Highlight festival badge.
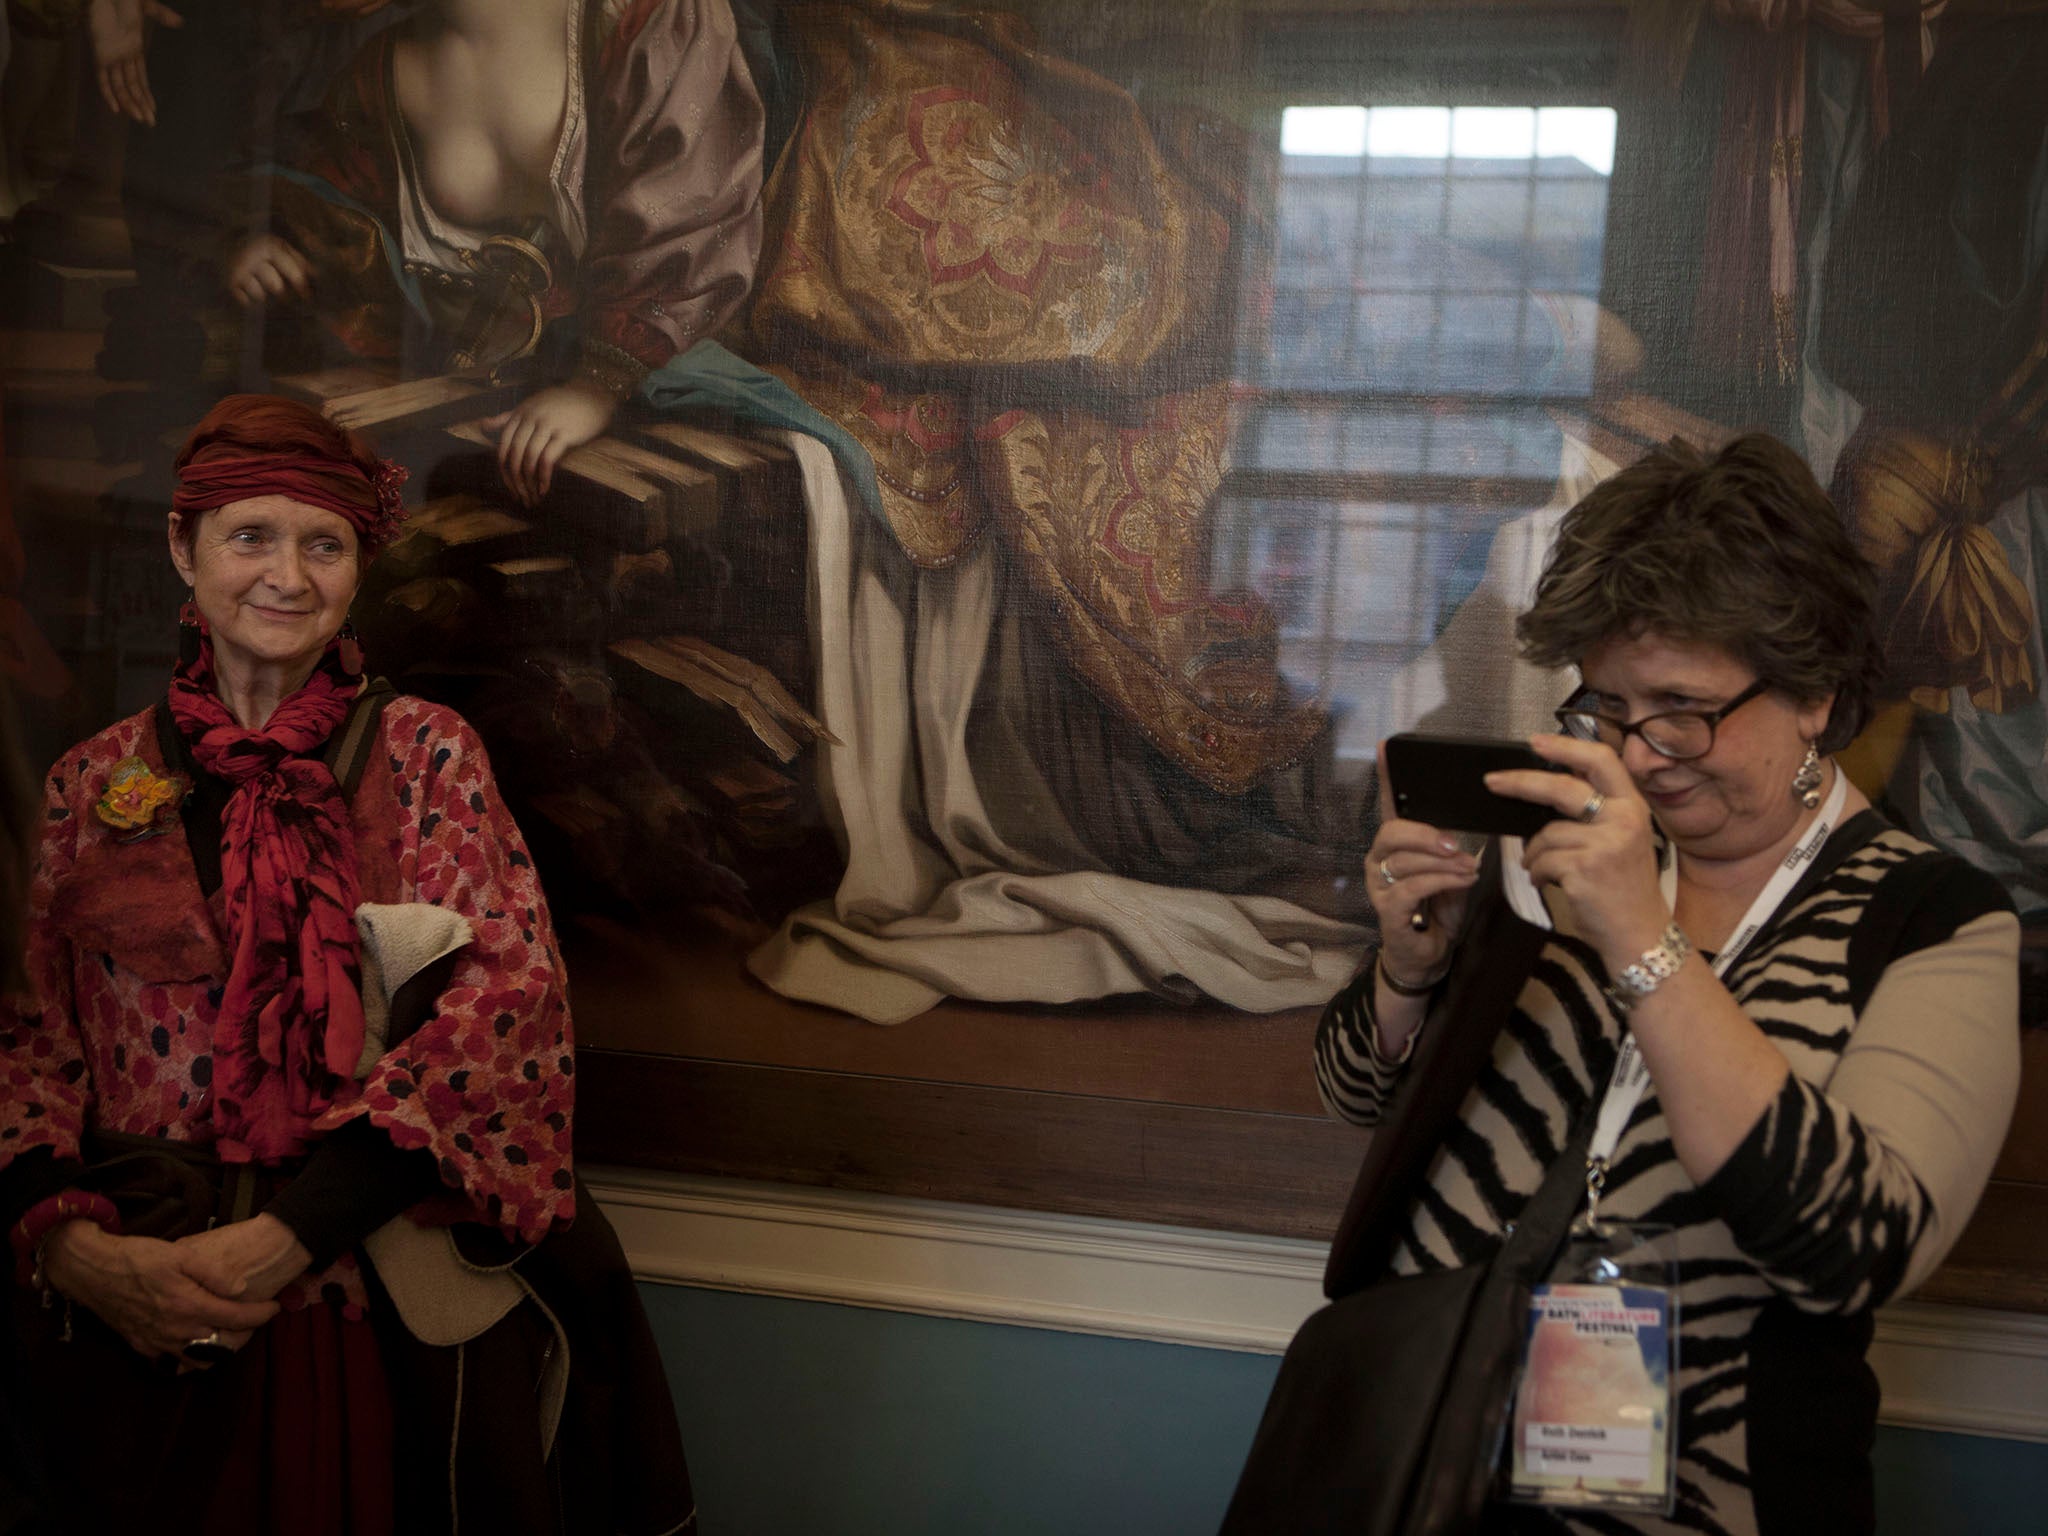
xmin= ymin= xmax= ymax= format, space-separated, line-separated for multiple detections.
xmin=1504 ymin=1239 xmax=1679 ymax=1516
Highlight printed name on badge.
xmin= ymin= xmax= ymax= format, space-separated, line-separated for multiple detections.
xmin=1506 ymin=1281 xmax=1677 ymax=1515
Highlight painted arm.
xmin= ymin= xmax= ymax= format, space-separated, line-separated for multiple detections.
xmin=489 ymin=0 xmax=768 ymax=504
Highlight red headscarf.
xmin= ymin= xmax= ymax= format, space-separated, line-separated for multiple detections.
xmin=173 ymin=394 xmax=408 ymax=550
xmin=168 ymin=394 xmax=408 ymax=1161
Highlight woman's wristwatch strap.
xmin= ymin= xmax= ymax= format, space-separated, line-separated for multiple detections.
xmin=1377 ymin=950 xmax=1451 ymax=998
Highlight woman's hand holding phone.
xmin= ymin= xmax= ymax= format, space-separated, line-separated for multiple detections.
xmin=1367 ymin=739 xmax=1481 ymax=1000
xmin=1483 ymin=733 xmax=1669 ymax=975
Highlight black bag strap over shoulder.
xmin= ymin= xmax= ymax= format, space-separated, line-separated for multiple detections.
xmin=1217 ymin=1106 xmax=1599 ymax=1536
xmin=1324 ymin=841 xmax=1550 ymax=1299
xmin=1401 ymin=1111 xmax=1599 ymax=1532
xmin=323 ymin=677 xmax=397 ymax=799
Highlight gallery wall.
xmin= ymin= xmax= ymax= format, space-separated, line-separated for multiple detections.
xmin=644 ymin=1283 xmax=2048 ymax=1535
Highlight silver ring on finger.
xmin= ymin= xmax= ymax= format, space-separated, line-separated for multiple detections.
xmin=1378 ymin=857 xmax=1398 ymax=888
xmin=1578 ymin=791 xmax=1605 ymax=824
xmin=183 ymin=1331 xmax=234 ymax=1365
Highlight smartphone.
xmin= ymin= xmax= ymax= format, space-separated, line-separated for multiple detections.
xmin=1381 ymin=732 xmax=1563 ymax=838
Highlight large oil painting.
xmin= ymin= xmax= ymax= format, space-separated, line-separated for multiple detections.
xmin=1 ymin=0 xmax=2041 ymax=1045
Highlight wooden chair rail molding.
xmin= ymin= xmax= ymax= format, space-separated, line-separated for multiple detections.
xmin=567 ymin=918 xmax=2048 ymax=1312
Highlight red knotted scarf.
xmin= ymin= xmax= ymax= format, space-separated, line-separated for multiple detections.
xmin=170 ymin=634 xmax=366 ymax=1162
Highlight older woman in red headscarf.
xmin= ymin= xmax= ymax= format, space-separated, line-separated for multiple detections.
xmin=0 ymin=396 xmax=691 ymax=1535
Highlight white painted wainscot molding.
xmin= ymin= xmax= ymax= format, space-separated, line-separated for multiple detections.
xmin=588 ymin=1168 xmax=2048 ymax=1445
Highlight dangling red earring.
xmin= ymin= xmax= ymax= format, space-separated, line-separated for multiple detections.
xmin=178 ymin=596 xmax=203 ymax=669
xmin=338 ymin=619 xmax=364 ymax=676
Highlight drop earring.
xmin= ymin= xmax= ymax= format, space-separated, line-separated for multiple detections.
xmin=338 ymin=618 xmax=364 ymax=676
xmin=1792 ymin=743 xmax=1824 ymax=810
xmin=178 ymin=593 xmax=202 ymax=668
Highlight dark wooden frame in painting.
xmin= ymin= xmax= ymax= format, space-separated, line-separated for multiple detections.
xmin=566 ymin=912 xmax=2048 ymax=1313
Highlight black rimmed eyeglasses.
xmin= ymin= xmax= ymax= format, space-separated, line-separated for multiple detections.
xmin=1553 ymin=678 xmax=1771 ymax=761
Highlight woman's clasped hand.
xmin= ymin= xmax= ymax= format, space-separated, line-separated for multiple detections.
xmin=39 ymin=1216 xmax=305 ymax=1365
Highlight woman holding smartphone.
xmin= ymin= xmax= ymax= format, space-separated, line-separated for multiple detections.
xmin=1312 ymin=433 xmax=2019 ymax=1535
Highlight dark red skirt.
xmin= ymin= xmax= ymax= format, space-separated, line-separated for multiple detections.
xmin=8 ymin=1298 xmax=394 ymax=1536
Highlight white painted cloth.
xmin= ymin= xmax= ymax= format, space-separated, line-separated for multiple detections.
xmin=747 ymin=433 xmax=1370 ymax=1025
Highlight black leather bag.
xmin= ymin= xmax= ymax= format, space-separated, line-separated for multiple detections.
xmin=1219 ymin=852 xmax=1585 ymax=1536
xmin=71 ymin=1129 xmax=263 ymax=1239
xmin=1217 ymin=1118 xmax=1594 ymax=1535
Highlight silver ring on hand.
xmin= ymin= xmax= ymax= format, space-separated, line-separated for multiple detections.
xmin=182 ymin=1331 xmax=233 ymax=1365
xmin=1578 ymin=791 xmax=1606 ymax=823
xmin=1378 ymin=857 xmax=1398 ymax=888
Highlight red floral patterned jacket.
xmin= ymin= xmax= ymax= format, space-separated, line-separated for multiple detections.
xmin=1 ymin=696 xmax=574 ymax=1311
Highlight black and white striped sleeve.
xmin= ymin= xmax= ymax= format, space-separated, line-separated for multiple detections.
xmin=1313 ymin=953 xmax=1422 ymax=1125
xmin=1700 ymin=905 xmax=2020 ymax=1314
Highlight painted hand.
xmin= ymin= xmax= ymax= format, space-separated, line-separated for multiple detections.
xmin=227 ymin=235 xmax=313 ymax=308
xmin=87 ymin=0 xmax=184 ymax=128
xmin=480 ymin=382 xmax=618 ymax=507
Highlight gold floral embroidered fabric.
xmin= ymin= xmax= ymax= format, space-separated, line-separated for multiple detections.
xmin=749 ymin=3 xmax=1230 ymax=374
xmin=979 ymin=388 xmax=1326 ymax=795
xmin=762 ymin=357 xmax=987 ymax=569
xmin=747 ymin=1 xmax=1319 ymax=791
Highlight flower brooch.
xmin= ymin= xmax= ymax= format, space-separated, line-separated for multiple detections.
xmin=94 ymin=757 xmax=188 ymax=840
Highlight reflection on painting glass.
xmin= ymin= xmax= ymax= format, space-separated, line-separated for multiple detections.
xmin=1224 ymin=103 xmax=1618 ymax=757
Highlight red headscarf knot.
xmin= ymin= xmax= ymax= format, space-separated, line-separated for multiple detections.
xmin=173 ymin=394 xmax=409 ymax=552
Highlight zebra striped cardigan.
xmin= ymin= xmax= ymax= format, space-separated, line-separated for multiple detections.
xmin=1313 ymin=813 xmax=2020 ymax=1536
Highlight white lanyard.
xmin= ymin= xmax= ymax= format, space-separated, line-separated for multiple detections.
xmin=1584 ymin=766 xmax=1850 ymax=1179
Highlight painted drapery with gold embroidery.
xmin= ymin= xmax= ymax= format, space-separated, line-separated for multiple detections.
xmin=1693 ymin=0 xmax=1945 ymax=387
xmin=1814 ymin=15 xmax=2045 ymax=718
xmin=1805 ymin=12 xmax=2048 ymax=917
xmin=744 ymin=0 xmax=1323 ymax=795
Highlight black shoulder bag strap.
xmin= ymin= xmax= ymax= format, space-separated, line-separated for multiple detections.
xmin=1402 ymin=1110 xmax=1600 ymax=1530
xmin=1323 ymin=839 xmax=1550 ymax=1300
xmin=323 ymin=677 xmax=397 ymax=799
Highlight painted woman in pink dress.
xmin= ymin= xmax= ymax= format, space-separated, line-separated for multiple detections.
xmin=227 ymin=0 xmax=766 ymax=507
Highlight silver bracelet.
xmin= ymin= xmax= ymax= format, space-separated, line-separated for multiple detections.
xmin=1604 ymin=923 xmax=1691 ymax=1014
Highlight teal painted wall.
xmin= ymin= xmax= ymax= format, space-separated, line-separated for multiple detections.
xmin=1872 ymin=1424 xmax=2048 ymax=1536
xmin=642 ymin=1283 xmax=2048 ymax=1536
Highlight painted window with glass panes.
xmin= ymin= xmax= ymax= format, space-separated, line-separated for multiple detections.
xmin=1220 ymin=104 xmax=1617 ymax=759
